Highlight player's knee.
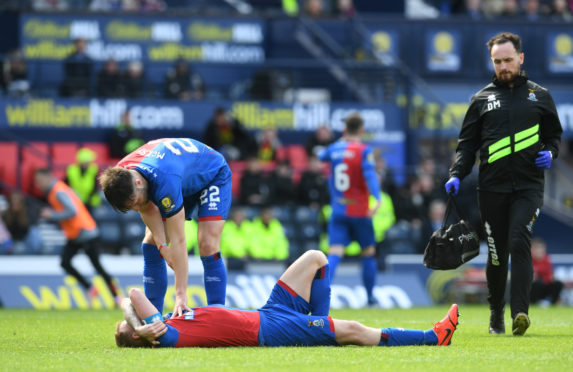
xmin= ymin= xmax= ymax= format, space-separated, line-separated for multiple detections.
xmin=361 ymin=246 xmax=376 ymax=257
xmin=302 ymin=250 xmax=327 ymax=267
xmin=198 ymin=238 xmax=219 ymax=256
xmin=345 ymin=321 xmax=364 ymax=343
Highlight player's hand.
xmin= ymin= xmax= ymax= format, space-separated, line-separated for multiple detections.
xmin=535 ymin=151 xmax=552 ymax=169
xmin=367 ymin=199 xmax=382 ymax=218
xmin=173 ymin=296 xmax=190 ymax=317
xmin=135 ymin=321 xmax=167 ymax=345
xmin=444 ymin=177 xmax=460 ymax=196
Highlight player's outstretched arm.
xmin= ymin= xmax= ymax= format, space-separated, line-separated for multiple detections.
xmin=123 ymin=289 xmax=168 ymax=344
xmin=163 ymin=209 xmax=190 ymax=317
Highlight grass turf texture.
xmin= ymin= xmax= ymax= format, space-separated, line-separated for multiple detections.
xmin=1 ymin=305 xmax=572 ymax=371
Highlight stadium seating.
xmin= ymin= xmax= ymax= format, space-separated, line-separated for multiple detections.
xmin=21 ymin=142 xmax=50 ymax=195
xmin=0 ymin=142 xmax=18 ymax=189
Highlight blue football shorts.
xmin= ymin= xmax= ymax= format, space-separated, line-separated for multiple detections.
xmin=183 ymin=170 xmax=232 ymax=221
xmin=328 ymin=214 xmax=375 ymax=248
xmin=257 ymin=280 xmax=337 ymax=347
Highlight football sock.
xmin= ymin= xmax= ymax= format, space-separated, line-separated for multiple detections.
xmin=361 ymin=256 xmax=377 ymax=302
xmin=379 ymin=328 xmax=437 ymax=346
xmin=142 ymin=243 xmax=167 ymax=313
xmin=201 ymin=252 xmax=227 ymax=305
xmin=327 ymin=254 xmax=342 ymax=281
xmin=310 ymin=264 xmax=331 ymax=316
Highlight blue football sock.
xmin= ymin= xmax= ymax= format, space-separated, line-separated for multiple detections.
xmin=379 ymin=328 xmax=428 ymax=346
xmin=310 ymin=264 xmax=331 ymax=316
xmin=361 ymin=256 xmax=377 ymax=302
xmin=142 ymin=243 xmax=167 ymax=313
xmin=327 ymin=254 xmax=342 ymax=281
xmin=424 ymin=329 xmax=438 ymax=345
xmin=200 ymin=252 xmax=227 ymax=305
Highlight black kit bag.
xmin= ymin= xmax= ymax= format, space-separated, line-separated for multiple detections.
xmin=423 ymin=195 xmax=480 ymax=270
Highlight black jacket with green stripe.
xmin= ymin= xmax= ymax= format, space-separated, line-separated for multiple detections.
xmin=450 ymin=71 xmax=563 ymax=193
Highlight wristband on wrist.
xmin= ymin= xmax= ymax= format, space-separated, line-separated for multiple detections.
xmin=142 ymin=312 xmax=164 ymax=324
xmin=158 ymin=242 xmax=168 ymax=251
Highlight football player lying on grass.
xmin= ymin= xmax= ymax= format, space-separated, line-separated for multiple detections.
xmin=115 ymin=250 xmax=459 ymax=348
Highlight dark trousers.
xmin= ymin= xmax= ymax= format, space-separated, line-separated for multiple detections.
xmin=478 ymin=189 xmax=543 ymax=318
xmin=60 ymin=237 xmax=117 ymax=296
xmin=530 ymin=280 xmax=564 ymax=304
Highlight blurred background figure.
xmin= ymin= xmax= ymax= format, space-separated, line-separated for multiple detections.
xmin=203 ymin=107 xmax=254 ymax=161
xmin=298 ymin=155 xmax=329 ymax=209
xmin=34 ymin=168 xmax=120 ymax=305
xmin=123 ymin=60 xmax=144 ymax=98
xmin=256 ymin=128 xmax=282 ymax=162
xmin=2 ymin=190 xmax=42 ymax=254
xmin=305 ymin=125 xmax=335 ymax=157
xmin=1 ymin=49 xmax=29 ymax=98
xmin=240 ymin=156 xmax=272 ymax=206
xmin=304 ymin=0 xmax=325 ymax=17
xmin=531 ymin=237 xmax=564 ymax=306
xmin=65 ymin=148 xmax=101 ymax=213
xmin=220 ymin=207 xmax=251 ymax=270
xmin=96 ymin=58 xmax=122 ymax=98
xmin=60 ymin=38 xmax=93 ymax=97
xmin=248 ymin=206 xmax=289 ymax=261
xmin=108 ymin=110 xmax=145 ymax=159
xmin=269 ymin=160 xmax=296 ymax=205
xmin=164 ymin=59 xmax=204 ymax=100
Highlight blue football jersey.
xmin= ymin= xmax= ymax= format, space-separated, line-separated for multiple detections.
xmin=319 ymin=140 xmax=380 ymax=217
xmin=118 ymin=138 xmax=231 ymax=218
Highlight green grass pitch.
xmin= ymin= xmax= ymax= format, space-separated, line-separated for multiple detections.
xmin=1 ymin=305 xmax=572 ymax=371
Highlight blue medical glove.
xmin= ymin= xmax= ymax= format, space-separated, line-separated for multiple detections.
xmin=445 ymin=177 xmax=460 ymax=196
xmin=535 ymin=151 xmax=552 ymax=169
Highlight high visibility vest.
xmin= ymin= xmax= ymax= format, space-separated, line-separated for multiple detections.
xmin=48 ymin=180 xmax=96 ymax=240
xmin=66 ymin=163 xmax=101 ymax=207
xmin=220 ymin=220 xmax=252 ymax=258
xmin=248 ymin=218 xmax=289 ymax=260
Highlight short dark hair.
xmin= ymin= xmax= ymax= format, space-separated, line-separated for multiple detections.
xmin=344 ymin=113 xmax=364 ymax=135
xmin=34 ymin=167 xmax=52 ymax=177
xmin=487 ymin=32 xmax=522 ymax=55
xmin=99 ymin=167 xmax=135 ymax=213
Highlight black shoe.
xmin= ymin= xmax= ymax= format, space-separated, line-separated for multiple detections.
xmin=512 ymin=313 xmax=530 ymax=336
xmin=489 ymin=308 xmax=505 ymax=334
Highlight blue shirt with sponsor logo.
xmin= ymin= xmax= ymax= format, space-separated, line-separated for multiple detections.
xmin=117 ymin=138 xmax=231 ymax=218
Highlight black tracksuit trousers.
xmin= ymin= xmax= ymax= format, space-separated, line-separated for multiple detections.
xmin=478 ymin=189 xmax=543 ymax=318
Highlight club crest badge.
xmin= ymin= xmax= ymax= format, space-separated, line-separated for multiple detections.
xmin=161 ymin=196 xmax=175 ymax=212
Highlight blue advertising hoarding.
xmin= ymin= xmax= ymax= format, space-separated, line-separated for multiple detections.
xmin=20 ymin=14 xmax=266 ymax=63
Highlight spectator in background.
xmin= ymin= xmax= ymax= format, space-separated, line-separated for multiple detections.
xmin=240 ymin=156 xmax=272 ymax=206
xmin=220 ymin=207 xmax=251 ymax=270
xmin=419 ymin=199 xmax=447 ymax=254
xmin=65 ymin=148 xmax=101 ymax=213
xmin=164 ymin=59 xmax=204 ymax=100
xmin=203 ymin=107 xmax=254 ymax=161
xmin=2 ymin=50 xmax=30 ymax=98
xmin=123 ymin=60 xmax=145 ymax=98
xmin=305 ymin=125 xmax=336 ymax=157
xmin=60 ymin=38 xmax=93 ymax=98
xmin=335 ymin=0 xmax=356 ymax=18
xmin=249 ymin=69 xmax=274 ymax=100
xmin=304 ymin=0 xmax=325 ymax=17
xmin=109 ymin=110 xmax=145 ymax=158
xmin=248 ymin=206 xmax=289 ymax=261
xmin=256 ymin=128 xmax=282 ymax=162
xmin=550 ymin=0 xmax=573 ymax=20
xmin=500 ymin=0 xmax=522 ymax=18
xmin=298 ymin=155 xmax=329 ymax=209
xmin=531 ymin=237 xmax=563 ymax=305
xmin=97 ymin=59 xmax=123 ymax=98
xmin=269 ymin=160 xmax=296 ymax=205
xmin=524 ymin=0 xmax=542 ymax=20
xmin=0 ymin=214 xmax=12 ymax=254
xmin=32 ymin=0 xmax=69 ymax=10
xmin=35 ymin=168 xmax=120 ymax=305
xmin=2 ymin=190 xmax=42 ymax=254
xmin=89 ymin=0 xmax=123 ymax=11
xmin=462 ymin=0 xmax=483 ymax=19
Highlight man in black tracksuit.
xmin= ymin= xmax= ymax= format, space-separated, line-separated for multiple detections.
xmin=445 ymin=32 xmax=562 ymax=336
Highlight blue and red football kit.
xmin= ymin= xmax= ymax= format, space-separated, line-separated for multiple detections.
xmin=318 ymin=140 xmax=381 ymax=248
xmin=117 ymin=138 xmax=231 ymax=309
xmin=117 ymin=138 xmax=232 ymax=221
xmin=158 ymin=268 xmax=337 ymax=348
